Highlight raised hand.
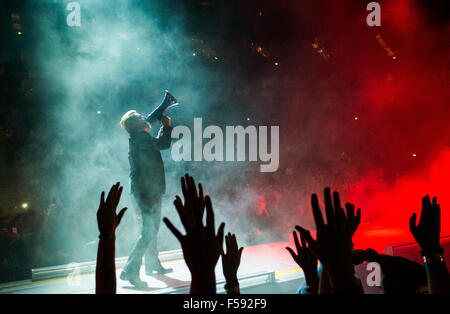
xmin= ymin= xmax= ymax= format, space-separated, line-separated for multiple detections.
xmin=163 ymin=174 xmax=225 ymax=294
xmin=409 ymin=195 xmax=441 ymax=254
xmin=286 ymin=227 xmax=319 ymax=294
xmin=308 ymin=188 xmax=361 ymax=292
xmin=97 ymin=182 xmax=128 ymax=237
xmin=221 ymin=233 xmax=243 ymax=293
xmin=410 ymin=195 xmax=449 ymax=294
xmin=96 ymin=182 xmax=127 ymax=294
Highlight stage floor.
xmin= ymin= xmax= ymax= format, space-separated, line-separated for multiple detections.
xmin=0 ymin=224 xmax=426 ymax=294
xmin=0 ymin=241 xmax=304 ymax=294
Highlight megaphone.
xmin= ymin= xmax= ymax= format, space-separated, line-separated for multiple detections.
xmin=146 ymin=90 xmax=179 ymax=125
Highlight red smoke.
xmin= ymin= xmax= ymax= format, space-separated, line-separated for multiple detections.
xmin=277 ymin=0 xmax=450 ymax=246
xmin=347 ymin=1 xmax=450 ymax=238
xmin=348 ymin=149 xmax=450 ymax=235
xmin=383 ymin=0 xmax=419 ymax=34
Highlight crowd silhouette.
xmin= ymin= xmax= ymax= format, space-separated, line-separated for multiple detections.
xmin=95 ymin=173 xmax=450 ymax=294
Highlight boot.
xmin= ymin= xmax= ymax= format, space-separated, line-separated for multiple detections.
xmin=120 ymin=270 xmax=148 ymax=288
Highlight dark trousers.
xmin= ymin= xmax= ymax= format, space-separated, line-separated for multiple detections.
xmin=123 ymin=191 xmax=162 ymax=276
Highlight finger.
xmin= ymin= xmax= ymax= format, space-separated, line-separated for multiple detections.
xmin=299 ymin=229 xmax=307 ymax=248
xmin=422 ymin=195 xmax=431 ymax=220
xmin=286 ymin=247 xmax=297 ymax=261
xmin=198 ymin=183 xmax=204 ymax=201
xmin=185 ymin=174 xmax=198 ymax=202
xmin=205 ymin=195 xmax=215 ymax=234
xmin=174 ymin=196 xmax=192 ymax=232
xmin=193 ymin=194 xmax=203 ymax=227
xmin=347 ymin=206 xmax=361 ymax=237
xmin=355 ymin=208 xmax=361 ymax=229
xmin=184 ymin=175 xmax=200 ymax=226
xmin=181 ymin=176 xmax=188 ymax=203
xmin=228 ymin=233 xmax=235 ymax=252
xmin=333 ymin=191 xmax=342 ymax=213
xmin=117 ymin=207 xmax=128 ymax=225
xmin=106 ymin=184 xmax=116 ymax=206
xmin=409 ymin=213 xmax=417 ymax=233
xmin=293 ymin=231 xmax=301 ymax=252
xmin=115 ymin=185 xmax=123 ymax=210
xmin=295 ymin=226 xmax=316 ymax=251
xmin=188 ymin=176 xmax=201 ymax=225
xmin=311 ymin=193 xmax=325 ymax=229
xmin=100 ymin=191 xmax=105 ymax=208
xmin=111 ymin=182 xmax=120 ymax=205
xmin=345 ymin=203 xmax=355 ymax=235
xmin=181 ymin=176 xmax=195 ymax=226
xmin=333 ymin=192 xmax=343 ymax=229
xmin=225 ymin=233 xmax=231 ymax=254
xmin=217 ymin=222 xmax=225 ymax=249
xmin=346 ymin=202 xmax=355 ymax=219
xmin=163 ymin=217 xmax=184 ymax=242
xmin=424 ymin=195 xmax=431 ymax=206
xmin=231 ymin=234 xmax=238 ymax=252
xmin=431 ymin=196 xmax=439 ymax=221
xmin=220 ymin=232 xmax=227 ymax=255
xmin=238 ymin=247 xmax=244 ymax=262
xmin=198 ymin=183 xmax=205 ymax=224
xmin=188 ymin=175 xmax=199 ymax=199
xmin=324 ymin=187 xmax=335 ymax=227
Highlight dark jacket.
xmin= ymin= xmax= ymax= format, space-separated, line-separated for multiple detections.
xmin=128 ymin=126 xmax=173 ymax=200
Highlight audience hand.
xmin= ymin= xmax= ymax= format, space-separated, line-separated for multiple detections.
xmin=96 ymin=182 xmax=127 ymax=294
xmin=221 ymin=233 xmax=243 ymax=286
xmin=286 ymin=227 xmax=318 ymax=294
xmin=410 ymin=195 xmax=449 ymax=294
xmin=163 ymin=174 xmax=225 ymax=293
xmin=409 ymin=195 xmax=441 ymax=254
xmin=97 ymin=182 xmax=127 ymax=237
xmin=306 ymin=188 xmax=361 ymax=292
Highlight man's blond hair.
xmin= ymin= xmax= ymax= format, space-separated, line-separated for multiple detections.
xmin=120 ymin=110 xmax=143 ymax=134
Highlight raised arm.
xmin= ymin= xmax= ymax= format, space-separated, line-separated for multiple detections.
xmin=410 ymin=195 xmax=450 ymax=294
xmin=286 ymin=227 xmax=319 ymax=294
xmin=301 ymin=188 xmax=362 ymax=294
xmin=95 ymin=182 xmax=127 ymax=294
xmin=221 ymin=233 xmax=244 ymax=294
xmin=163 ymin=174 xmax=225 ymax=294
xmin=155 ymin=116 xmax=173 ymax=150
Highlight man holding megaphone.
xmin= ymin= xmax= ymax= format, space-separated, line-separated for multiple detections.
xmin=119 ymin=91 xmax=178 ymax=287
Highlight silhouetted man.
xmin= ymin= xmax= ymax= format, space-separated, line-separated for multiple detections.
xmin=119 ymin=110 xmax=173 ymax=287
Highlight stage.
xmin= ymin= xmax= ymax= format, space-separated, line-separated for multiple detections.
xmin=0 ymin=241 xmax=305 ymax=294
xmin=1 ymin=224 xmax=447 ymax=294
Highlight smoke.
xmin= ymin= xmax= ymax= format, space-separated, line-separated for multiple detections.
xmin=25 ymin=0 xmax=289 ymax=263
xmin=274 ymin=0 xmax=450 ymax=239
xmin=15 ymin=0 xmax=449 ymax=267
xmin=347 ymin=149 xmax=450 ymax=232
xmin=26 ymin=0 xmax=221 ymax=260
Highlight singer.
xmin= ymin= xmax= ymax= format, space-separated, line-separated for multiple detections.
xmin=119 ymin=109 xmax=173 ymax=288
